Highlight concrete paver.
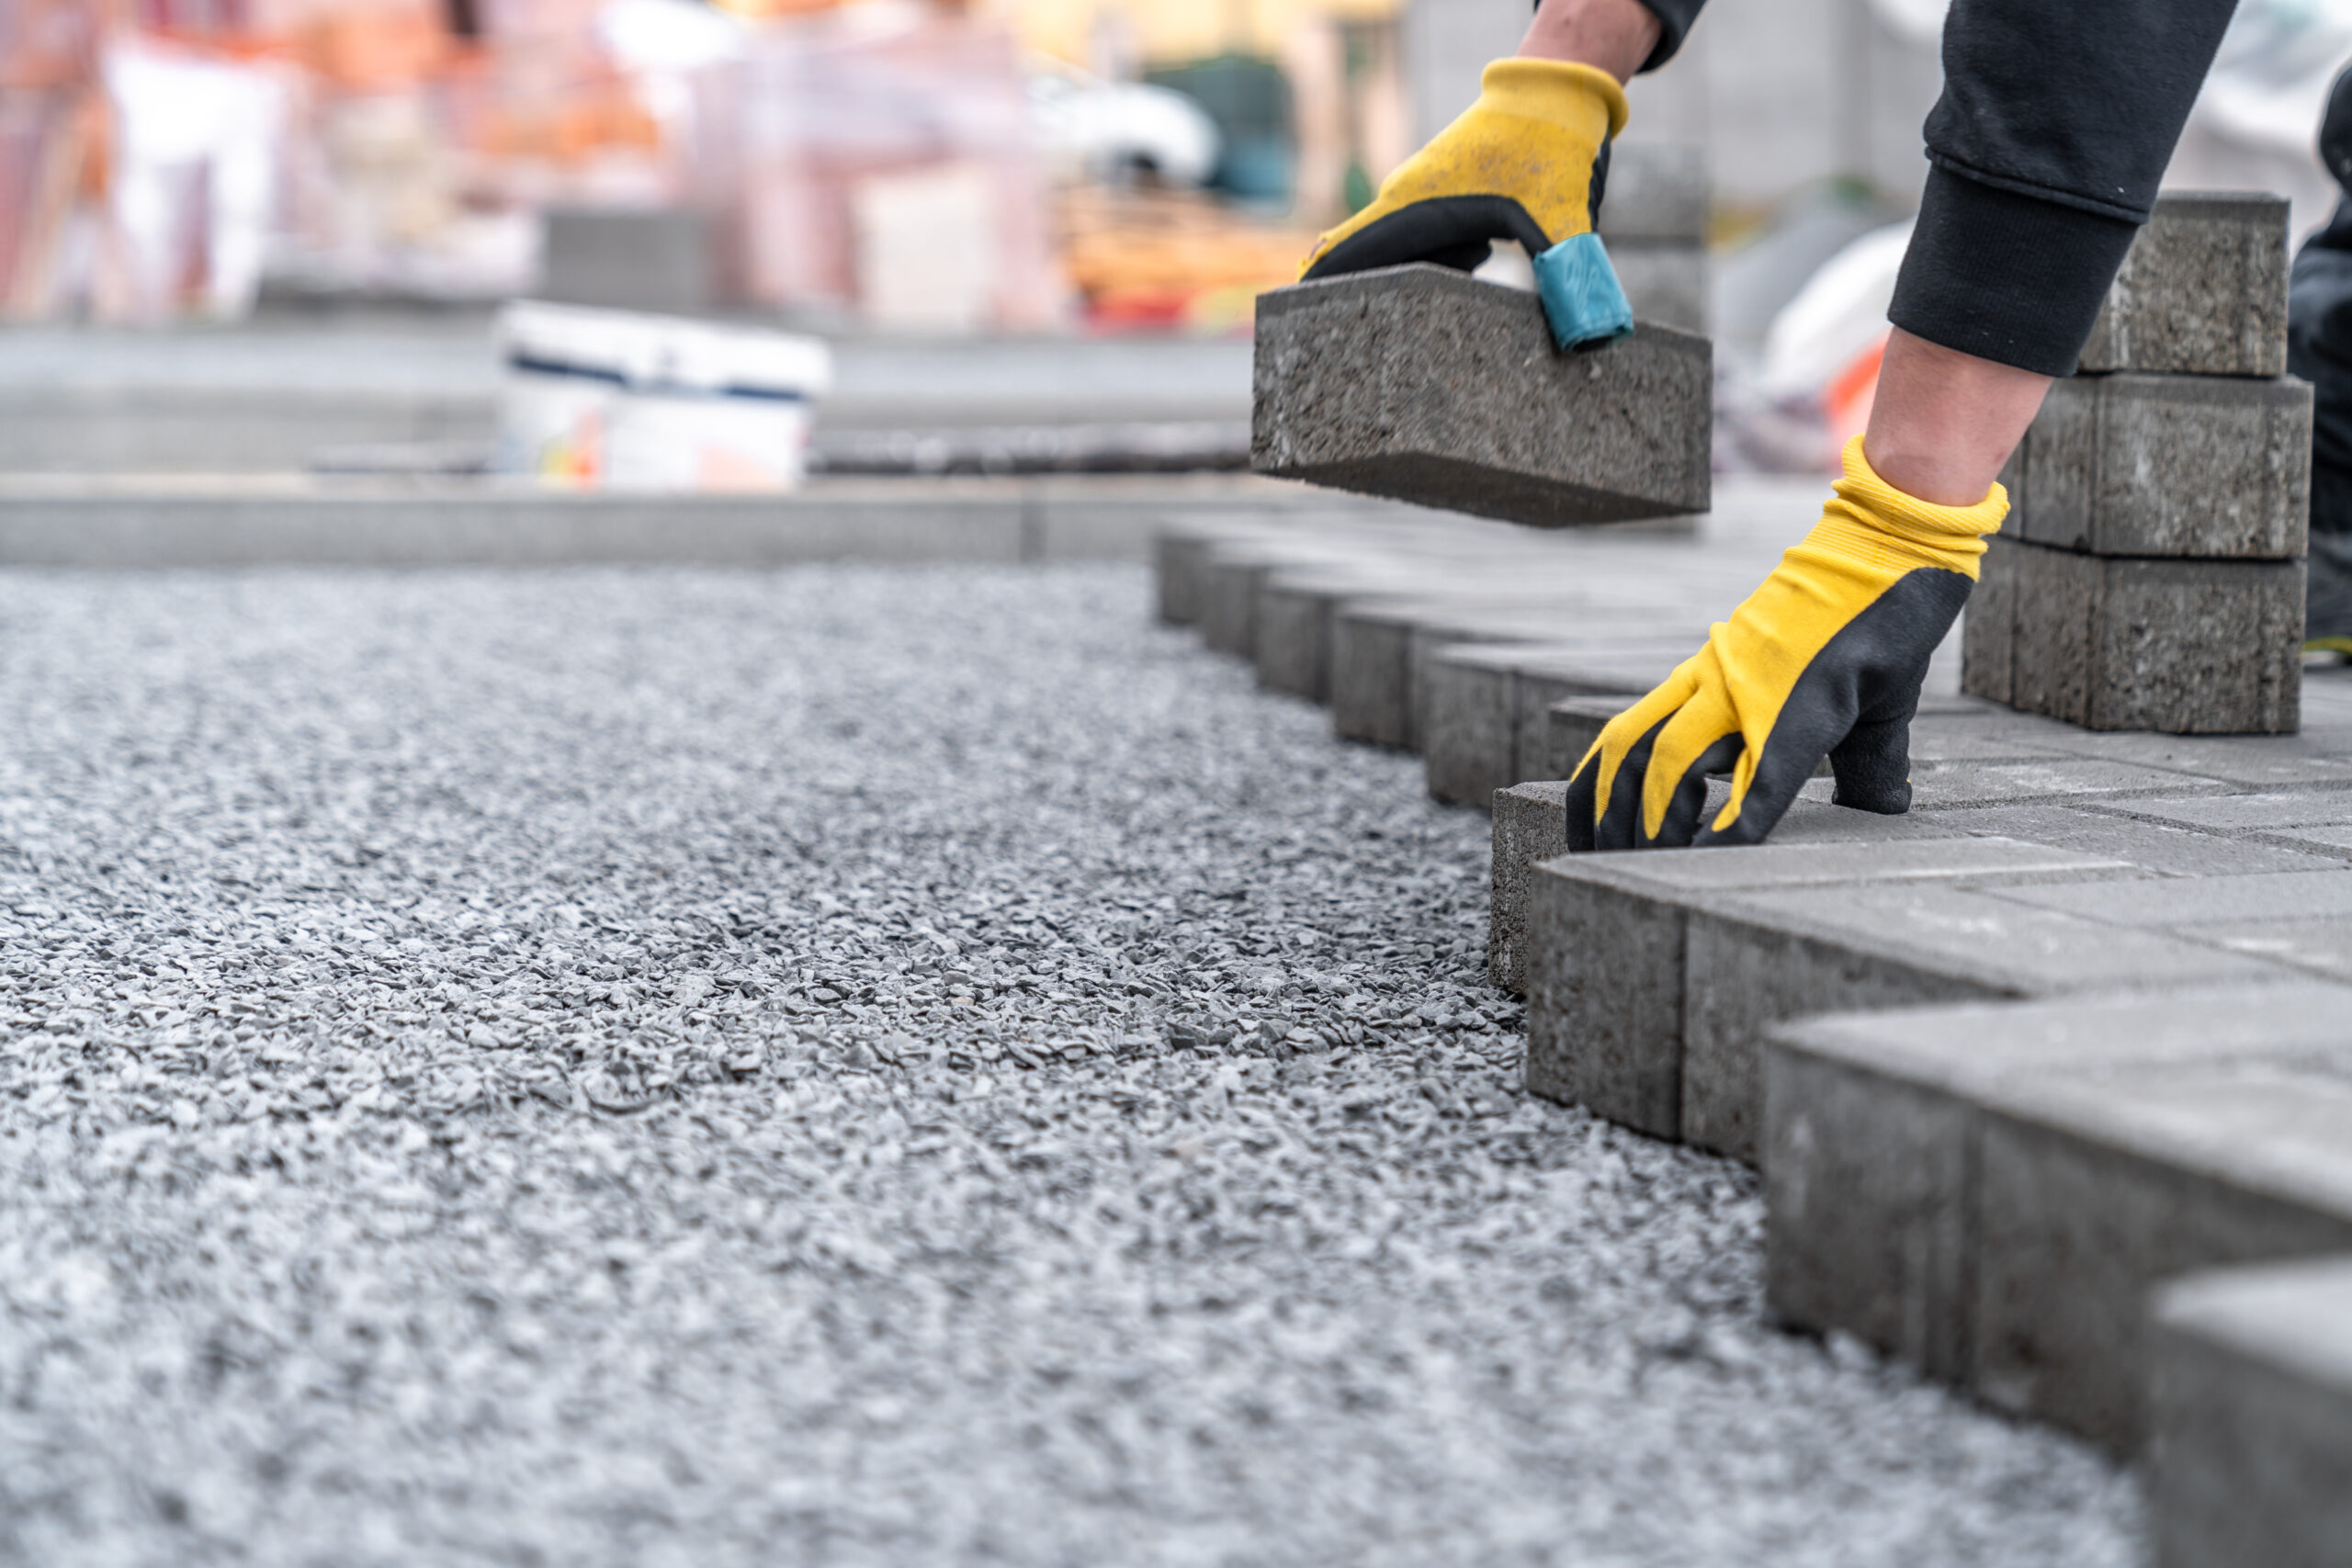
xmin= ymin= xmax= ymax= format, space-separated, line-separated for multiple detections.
xmin=1251 ymin=265 xmax=1712 ymax=525
xmin=2076 ymin=192 xmax=2290 ymax=378
xmin=1766 ymin=986 xmax=2352 ymax=1454
xmin=2153 ymin=1258 xmax=2352 ymax=1568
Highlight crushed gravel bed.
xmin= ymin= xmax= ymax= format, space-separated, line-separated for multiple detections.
xmin=0 ymin=563 xmax=2138 ymax=1566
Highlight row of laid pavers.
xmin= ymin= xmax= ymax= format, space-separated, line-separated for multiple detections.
xmin=1155 ymin=504 xmax=2352 ymax=1567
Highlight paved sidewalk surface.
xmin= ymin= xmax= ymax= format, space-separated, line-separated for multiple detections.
xmin=0 ymin=564 xmax=2135 ymax=1566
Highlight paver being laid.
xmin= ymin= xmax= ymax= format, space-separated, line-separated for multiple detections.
xmin=2152 ymin=1257 xmax=2352 ymax=1568
xmin=1765 ymin=984 xmax=2352 ymax=1455
xmin=1250 ymin=265 xmax=1713 ymax=525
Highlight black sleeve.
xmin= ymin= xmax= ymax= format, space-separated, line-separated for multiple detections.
xmin=1634 ymin=0 xmax=1706 ymax=73
xmin=1887 ymin=0 xmax=2242 ymax=377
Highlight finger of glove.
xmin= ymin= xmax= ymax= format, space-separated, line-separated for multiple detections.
xmin=1302 ymin=195 xmax=1552 ymax=280
xmin=1829 ymin=711 xmax=1916 ymax=815
xmin=1584 ymin=709 xmax=1672 ymax=852
xmin=1570 ymin=668 xmax=1702 ymax=852
xmin=1564 ymin=752 xmax=1601 ymax=853
xmin=1637 ymin=682 xmax=1747 ymax=846
xmin=1643 ymin=731 xmax=1745 ymax=848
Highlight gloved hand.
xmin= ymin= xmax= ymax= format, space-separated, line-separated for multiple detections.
xmin=1298 ymin=58 xmax=1634 ymax=351
xmin=1566 ymin=436 xmax=2008 ymax=850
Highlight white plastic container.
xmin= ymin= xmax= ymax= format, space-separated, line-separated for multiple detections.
xmin=495 ymin=301 xmax=832 ymax=491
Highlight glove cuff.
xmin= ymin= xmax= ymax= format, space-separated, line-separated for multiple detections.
xmin=1820 ymin=434 xmax=2009 ymax=577
xmin=1478 ymin=58 xmax=1630 ymax=142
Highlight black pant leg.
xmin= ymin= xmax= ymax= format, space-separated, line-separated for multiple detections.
xmin=1888 ymin=0 xmax=2242 ymax=376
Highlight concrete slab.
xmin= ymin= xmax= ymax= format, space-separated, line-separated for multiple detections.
xmin=1495 ymin=787 xmax=1962 ymax=998
xmin=1963 ymin=536 xmax=2303 ymax=734
xmin=2153 ymin=1257 xmax=2352 ymax=1568
xmin=1423 ymin=642 xmax=1689 ymax=806
xmin=1910 ymin=802 xmax=2350 ymax=877
xmin=1904 ymin=754 xmax=2230 ymax=808
xmin=1522 ymin=838 xmax=2141 ymax=1151
xmin=1764 ymin=982 xmax=2352 ymax=1453
xmin=1680 ymin=878 xmax=2282 ymax=1165
xmin=1491 ymin=781 xmax=1569 ymax=997
xmin=1984 ymin=868 xmax=2352 ymax=927
xmin=1251 ymin=265 xmax=1712 ymax=525
xmin=2174 ymin=914 xmax=2352 ymax=979
xmin=2008 ymin=374 xmax=2310 ymax=559
xmin=1254 ymin=568 xmax=1429 ymax=701
xmin=2077 ymin=192 xmax=2290 ymax=378
xmin=2080 ymin=790 xmax=2352 ymax=833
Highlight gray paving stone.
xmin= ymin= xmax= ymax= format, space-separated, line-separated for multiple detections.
xmin=2172 ymin=914 xmax=2352 ymax=978
xmin=1523 ymin=838 xmax=2137 ymax=1150
xmin=1155 ymin=514 xmax=1291 ymax=626
xmin=1764 ymin=982 xmax=2352 ymax=1452
xmin=2077 ymin=192 xmax=2290 ymax=378
xmin=2263 ymin=823 xmax=2352 ymax=855
xmin=1424 ymin=643 xmax=1692 ymax=805
xmin=1252 ymin=265 xmax=1713 ymax=525
xmin=1413 ymin=636 xmax=1678 ymax=772
xmin=1958 ymin=535 xmax=2017 ymax=706
xmin=1687 ymin=881 xmax=2278 ymax=1163
xmin=1201 ymin=553 xmax=1273 ymax=657
xmin=1904 ymin=753 xmax=2228 ymax=808
xmin=1501 ymin=792 xmax=1962 ymax=997
xmin=1330 ymin=600 xmax=1439 ymax=749
xmin=2018 ymin=725 xmax=2352 ymax=789
xmin=1490 ymin=781 xmax=1569 ymax=996
xmin=1544 ymin=694 xmax=1631 ymax=784
xmin=1911 ymin=802 xmax=2349 ymax=877
xmin=1424 ymin=645 xmax=1530 ymax=807
xmin=1253 ymin=569 xmax=1423 ymax=702
xmin=1986 ymin=867 xmax=2352 ymax=927
xmin=1156 ymin=530 xmax=1213 ymax=625
xmin=1202 ymin=538 xmax=1357 ymax=658
xmin=2153 ymin=1257 xmax=2352 ymax=1568
xmin=1964 ymin=536 xmax=2303 ymax=734
xmin=2007 ymin=373 xmax=2310 ymax=558
xmin=2083 ymin=789 xmax=2352 ymax=833
xmin=1253 ymin=574 xmax=1340 ymax=700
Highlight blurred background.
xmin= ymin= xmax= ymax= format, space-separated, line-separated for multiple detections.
xmin=4 ymin=0 xmax=2350 ymax=479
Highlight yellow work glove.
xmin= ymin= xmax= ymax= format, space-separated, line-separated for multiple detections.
xmin=1566 ymin=436 xmax=2008 ymax=850
xmin=1298 ymin=58 xmax=1634 ymax=350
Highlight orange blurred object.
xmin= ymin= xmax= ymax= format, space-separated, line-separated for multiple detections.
xmin=1824 ymin=332 xmax=1888 ymax=457
xmin=293 ymin=1 xmax=449 ymax=91
xmin=1060 ymin=185 xmax=1312 ymax=333
xmin=707 ymin=0 xmax=847 ymax=17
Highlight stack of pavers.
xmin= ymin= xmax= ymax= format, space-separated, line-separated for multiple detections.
xmin=1962 ymin=193 xmax=2310 ymax=733
xmin=1162 ymin=193 xmax=2352 ymax=1556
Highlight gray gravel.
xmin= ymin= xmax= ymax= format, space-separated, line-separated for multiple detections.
xmin=0 ymin=563 xmax=2138 ymax=1566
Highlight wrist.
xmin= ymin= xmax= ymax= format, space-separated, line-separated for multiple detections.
xmin=1478 ymin=58 xmax=1630 ymax=141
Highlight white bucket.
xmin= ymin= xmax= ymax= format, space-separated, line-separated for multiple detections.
xmin=495 ymin=300 xmax=831 ymax=491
